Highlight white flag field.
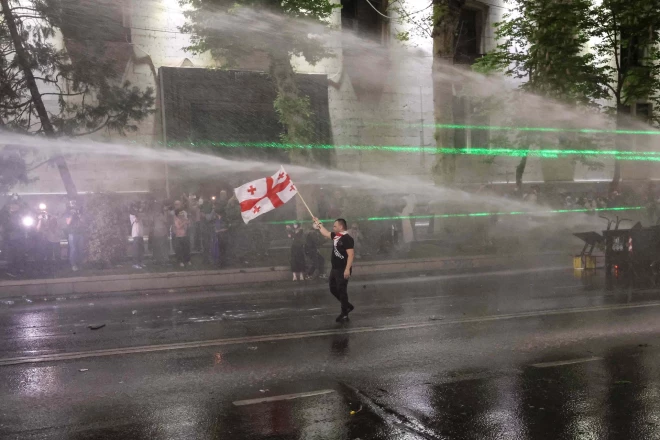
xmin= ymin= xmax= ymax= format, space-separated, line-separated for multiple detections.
xmin=233 ymin=166 xmax=299 ymax=224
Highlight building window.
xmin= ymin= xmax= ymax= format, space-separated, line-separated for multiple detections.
xmin=341 ymin=0 xmax=386 ymax=43
xmin=60 ymin=0 xmax=131 ymax=43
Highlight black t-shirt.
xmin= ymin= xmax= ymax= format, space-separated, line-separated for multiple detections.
xmin=330 ymin=232 xmax=354 ymax=271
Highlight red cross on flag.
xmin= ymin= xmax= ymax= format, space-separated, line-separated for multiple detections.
xmin=234 ymin=166 xmax=298 ymax=223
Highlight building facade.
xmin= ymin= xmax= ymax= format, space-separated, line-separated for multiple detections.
xmin=15 ymin=0 xmax=655 ymax=197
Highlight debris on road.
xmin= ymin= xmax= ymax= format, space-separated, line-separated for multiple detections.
xmin=350 ymin=405 xmax=363 ymax=415
xmin=88 ymin=324 xmax=106 ymax=330
xmin=79 ymin=369 xmax=88 ymax=372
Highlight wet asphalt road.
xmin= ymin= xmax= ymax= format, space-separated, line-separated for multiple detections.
xmin=2 ymin=265 xmax=660 ymax=439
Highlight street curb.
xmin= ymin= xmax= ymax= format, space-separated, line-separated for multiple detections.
xmin=0 ymin=252 xmax=568 ymax=298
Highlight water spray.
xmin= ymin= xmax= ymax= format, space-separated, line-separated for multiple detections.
xmin=156 ymin=140 xmax=660 ymax=162
xmin=365 ymin=123 xmax=660 ymax=136
xmin=265 ymin=206 xmax=644 ymax=225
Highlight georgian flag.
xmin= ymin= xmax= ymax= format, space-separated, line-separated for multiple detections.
xmin=234 ymin=166 xmax=298 ymax=224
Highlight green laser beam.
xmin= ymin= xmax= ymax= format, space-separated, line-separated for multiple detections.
xmin=368 ymin=122 xmax=660 ymax=136
xmin=154 ymin=140 xmax=660 ymax=162
xmin=265 ymin=206 xmax=643 ymax=225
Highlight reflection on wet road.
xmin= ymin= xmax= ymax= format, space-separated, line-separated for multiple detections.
xmin=2 ymin=266 xmax=660 ymax=439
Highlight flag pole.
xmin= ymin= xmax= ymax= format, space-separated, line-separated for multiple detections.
xmin=296 ymin=192 xmax=315 ymax=219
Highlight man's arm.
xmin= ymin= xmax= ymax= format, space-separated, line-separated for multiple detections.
xmin=312 ymin=217 xmax=332 ymax=239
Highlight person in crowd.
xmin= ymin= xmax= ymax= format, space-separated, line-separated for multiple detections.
xmin=523 ymin=185 xmax=539 ymax=204
xmin=2 ymin=198 xmax=27 ymax=275
xmin=65 ymin=199 xmax=83 ymax=272
xmin=173 ymin=209 xmax=191 ymax=267
xmin=199 ymin=196 xmax=215 ymax=263
xmin=36 ymin=204 xmax=60 ymax=267
xmin=150 ymin=204 xmax=171 ymax=265
xmin=188 ymin=194 xmax=201 ymax=252
xmin=287 ymin=222 xmax=306 ymax=281
xmin=210 ymin=207 xmax=228 ymax=267
xmin=347 ymin=222 xmax=362 ymax=259
xmin=608 ymin=190 xmax=622 ymax=208
xmin=217 ymin=190 xmax=229 ymax=208
xmin=130 ymin=202 xmax=146 ymax=269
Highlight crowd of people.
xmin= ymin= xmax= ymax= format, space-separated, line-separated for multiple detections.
xmin=498 ymin=183 xmax=652 ymax=214
xmin=124 ymin=191 xmax=239 ymax=270
xmin=0 ymin=190 xmax=241 ymax=277
xmin=2 ymin=180 xmax=656 ymax=278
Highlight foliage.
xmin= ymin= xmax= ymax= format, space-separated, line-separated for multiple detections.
xmin=471 ymin=0 xmax=660 ymax=185
xmin=179 ymin=0 xmax=337 ymax=68
xmin=273 ymin=89 xmax=313 ymax=144
xmin=82 ymin=193 xmax=127 ymax=266
xmin=388 ymin=0 xmax=434 ymax=43
xmin=0 ymin=0 xmax=155 ymax=136
xmin=179 ymin=0 xmax=339 ymax=158
xmin=0 ymin=146 xmax=31 ymax=195
xmin=475 ymin=0 xmax=605 ymax=104
xmin=589 ymin=0 xmax=660 ymax=121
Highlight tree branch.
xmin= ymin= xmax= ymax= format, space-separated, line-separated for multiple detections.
xmin=40 ymin=92 xmax=84 ymax=97
xmin=0 ymin=100 xmax=31 ymax=110
xmin=71 ymin=116 xmax=111 ymax=136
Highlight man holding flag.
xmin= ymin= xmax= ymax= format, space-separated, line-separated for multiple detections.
xmin=235 ymin=166 xmax=355 ymax=322
xmin=313 ymin=217 xmax=355 ymax=322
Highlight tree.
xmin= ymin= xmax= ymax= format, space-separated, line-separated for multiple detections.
xmin=590 ymin=0 xmax=660 ymax=191
xmin=476 ymin=0 xmax=660 ymax=190
xmin=474 ymin=0 xmax=606 ymax=189
xmin=430 ymin=0 xmax=465 ymax=185
xmin=388 ymin=0 xmax=468 ymax=184
xmin=0 ymin=0 xmax=155 ymax=197
xmin=179 ymin=0 xmax=338 ymax=164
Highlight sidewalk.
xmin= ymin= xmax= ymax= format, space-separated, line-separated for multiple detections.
xmin=0 ymin=252 xmax=570 ymax=298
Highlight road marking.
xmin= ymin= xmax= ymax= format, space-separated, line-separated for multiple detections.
xmin=531 ymin=356 xmax=603 ymax=368
xmin=233 ymin=389 xmax=335 ymax=406
xmin=2 ymin=300 xmax=660 ymax=367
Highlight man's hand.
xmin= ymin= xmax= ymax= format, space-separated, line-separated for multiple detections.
xmin=312 ymin=216 xmax=321 ymax=230
xmin=344 ymin=269 xmax=351 ymax=280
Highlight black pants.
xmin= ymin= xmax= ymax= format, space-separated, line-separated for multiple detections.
xmin=7 ymin=238 xmax=26 ymax=271
xmin=174 ymin=237 xmax=190 ymax=264
xmin=329 ymin=268 xmax=352 ymax=313
xmin=133 ymin=236 xmax=144 ymax=265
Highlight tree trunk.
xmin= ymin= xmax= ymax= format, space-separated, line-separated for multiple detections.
xmin=610 ymin=108 xmax=626 ymax=194
xmin=516 ymin=155 xmax=527 ymax=191
xmin=431 ymin=0 xmax=464 ymax=185
xmin=1 ymin=0 xmax=78 ymax=198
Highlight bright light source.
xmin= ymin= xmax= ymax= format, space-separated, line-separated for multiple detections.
xmin=22 ymin=216 xmax=35 ymax=227
xmin=39 ymin=203 xmax=47 ymax=211
xmin=211 ymin=196 xmax=216 ymax=200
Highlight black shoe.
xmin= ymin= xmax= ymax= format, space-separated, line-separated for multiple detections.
xmin=346 ymin=304 xmax=355 ymax=314
xmin=335 ymin=313 xmax=349 ymax=323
